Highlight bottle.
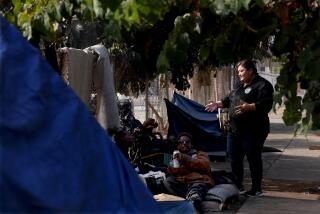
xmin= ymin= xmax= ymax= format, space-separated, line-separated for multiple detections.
xmin=172 ymin=150 xmax=180 ymax=168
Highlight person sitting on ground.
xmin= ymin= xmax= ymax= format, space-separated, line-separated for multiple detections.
xmin=134 ymin=118 xmax=159 ymax=144
xmin=163 ymin=132 xmax=214 ymax=211
xmin=133 ymin=118 xmax=164 ymax=156
xmin=113 ymin=128 xmax=135 ymax=159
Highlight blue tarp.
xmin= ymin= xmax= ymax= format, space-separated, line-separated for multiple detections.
xmin=158 ymin=200 xmax=195 ymax=214
xmin=0 ymin=17 xmax=160 ymax=213
xmin=172 ymin=92 xmax=218 ymax=122
xmin=165 ymin=93 xmax=226 ymax=152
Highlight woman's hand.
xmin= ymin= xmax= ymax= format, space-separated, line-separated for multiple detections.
xmin=205 ymin=101 xmax=222 ymax=112
xmin=234 ymin=102 xmax=256 ymax=115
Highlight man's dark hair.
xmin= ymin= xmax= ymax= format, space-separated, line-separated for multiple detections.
xmin=177 ymin=132 xmax=193 ymax=142
xmin=236 ymin=59 xmax=257 ymax=74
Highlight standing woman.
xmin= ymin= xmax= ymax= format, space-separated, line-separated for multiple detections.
xmin=205 ymin=59 xmax=274 ymax=196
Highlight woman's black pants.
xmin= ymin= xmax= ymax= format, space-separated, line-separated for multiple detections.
xmin=228 ymin=132 xmax=266 ymax=191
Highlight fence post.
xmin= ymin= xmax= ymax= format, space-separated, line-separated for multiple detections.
xmin=145 ymin=81 xmax=149 ymax=121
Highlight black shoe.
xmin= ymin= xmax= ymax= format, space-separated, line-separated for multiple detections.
xmin=187 ymin=193 xmax=202 ymax=211
xmin=245 ymin=189 xmax=263 ymax=197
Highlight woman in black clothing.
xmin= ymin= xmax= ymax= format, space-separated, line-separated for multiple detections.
xmin=205 ymin=59 xmax=274 ymax=197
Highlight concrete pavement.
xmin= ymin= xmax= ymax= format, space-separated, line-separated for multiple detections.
xmin=212 ymin=108 xmax=320 ymax=213
xmin=237 ymin=196 xmax=320 ymax=214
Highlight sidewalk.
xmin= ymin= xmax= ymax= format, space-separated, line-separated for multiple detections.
xmin=212 ymin=108 xmax=320 ymax=213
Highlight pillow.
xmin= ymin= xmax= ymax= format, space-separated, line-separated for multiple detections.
xmin=201 ymin=200 xmax=225 ymax=212
xmin=205 ymin=184 xmax=239 ymax=203
xmin=202 ymin=184 xmax=239 ymax=211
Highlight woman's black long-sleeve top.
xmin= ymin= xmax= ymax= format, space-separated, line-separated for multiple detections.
xmin=221 ymin=75 xmax=274 ymax=137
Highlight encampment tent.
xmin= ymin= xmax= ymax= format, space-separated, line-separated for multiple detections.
xmin=165 ymin=92 xmax=226 ymax=152
xmin=0 ymin=16 xmax=160 ymax=213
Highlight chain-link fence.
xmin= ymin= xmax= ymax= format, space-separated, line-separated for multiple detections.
xmin=117 ymin=77 xmax=170 ymax=136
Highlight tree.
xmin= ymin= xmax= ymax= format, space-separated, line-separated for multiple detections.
xmin=270 ymin=0 xmax=320 ymax=133
xmin=2 ymin=0 xmax=320 ymax=132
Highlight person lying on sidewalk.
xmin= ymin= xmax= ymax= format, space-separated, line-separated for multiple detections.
xmin=163 ymin=132 xmax=214 ymax=211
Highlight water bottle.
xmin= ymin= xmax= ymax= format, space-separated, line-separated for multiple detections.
xmin=173 ymin=150 xmax=180 ymax=168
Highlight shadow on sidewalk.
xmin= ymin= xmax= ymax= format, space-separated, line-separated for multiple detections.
xmin=270 ymin=122 xmax=295 ymax=134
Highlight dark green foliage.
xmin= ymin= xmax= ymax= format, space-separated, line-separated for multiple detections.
xmin=2 ymin=0 xmax=320 ymax=131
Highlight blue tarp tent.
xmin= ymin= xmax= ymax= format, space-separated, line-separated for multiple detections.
xmin=0 ymin=16 xmax=160 ymax=213
xmin=165 ymin=92 xmax=226 ymax=152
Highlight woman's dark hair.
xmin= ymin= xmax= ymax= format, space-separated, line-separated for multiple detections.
xmin=236 ymin=59 xmax=257 ymax=74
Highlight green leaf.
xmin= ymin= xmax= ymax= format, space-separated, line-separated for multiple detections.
xmin=100 ymin=0 xmax=122 ymax=11
xmin=104 ymin=19 xmax=122 ymax=41
xmin=17 ymin=12 xmax=30 ymax=26
xmin=213 ymin=34 xmax=233 ymax=63
xmin=12 ymin=0 xmax=22 ymax=14
xmin=273 ymin=35 xmax=290 ymax=54
xmin=156 ymin=52 xmax=170 ymax=72
xmin=84 ymin=0 xmax=94 ymax=20
xmin=200 ymin=0 xmax=210 ymax=7
xmin=306 ymin=59 xmax=320 ymax=80
xmin=64 ymin=1 xmax=73 ymax=16
xmin=211 ymin=0 xmax=251 ymax=16
xmin=4 ymin=13 xmax=16 ymax=24
xmin=283 ymin=108 xmax=302 ymax=125
xmin=18 ymin=12 xmax=32 ymax=39
xmin=176 ymin=32 xmax=190 ymax=50
xmin=229 ymin=0 xmax=250 ymax=13
xmin=43 ymin=13 xmax=51 ymax=31
xmin=255 ymin=0 xmax=269 ymax=7
xmin=54 ymin=3 xmax=62 ymax=21
xmin=121 ymin=0 xmax=141 ymax=28
xmin=199 ymin=45 xmax=210 ymax=63
xmin=273 ymin=91 xmax=283 ymax=106
xmin=297 ymin=47 xmax=312 ymax=71
xmin=93 ymin=0 xmax=104 ymax=17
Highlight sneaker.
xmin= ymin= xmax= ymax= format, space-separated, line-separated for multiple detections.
xmin=245 ymin=189 xmax=263 ymax=197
